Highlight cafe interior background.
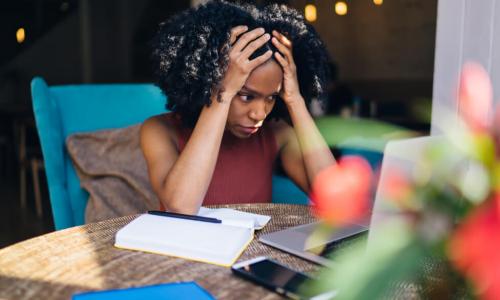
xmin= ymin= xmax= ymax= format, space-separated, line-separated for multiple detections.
xmin=0 ymin=0 xmax=437 ymax=247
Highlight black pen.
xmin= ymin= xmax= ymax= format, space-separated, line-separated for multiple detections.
xmin=147 ymin=210 xmax=222 ymax=224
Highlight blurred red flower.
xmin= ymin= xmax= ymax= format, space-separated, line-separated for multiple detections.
xmin=449 ymin=195 xmax=500 ymax=300
xmin=311 ymin=156 xmax=373 ymax=226
xmin=380 ymin=167 xmax=412 ymax=206
xmin=458 ymin=62 xmax=493 ymax=132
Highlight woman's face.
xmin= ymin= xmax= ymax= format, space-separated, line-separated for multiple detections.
xmin=226 ymin=59 xmax=283 ymax=138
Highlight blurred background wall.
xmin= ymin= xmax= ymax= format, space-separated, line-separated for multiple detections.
xmin=292 ymin=0 xmax=436 ymax=129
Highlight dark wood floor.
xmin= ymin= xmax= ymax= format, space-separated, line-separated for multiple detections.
xmin=0 ymin=170 xmax=54 ymax=248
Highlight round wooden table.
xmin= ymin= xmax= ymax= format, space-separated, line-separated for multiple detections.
xmin=0 ymin=204 xmax=318 ymax=299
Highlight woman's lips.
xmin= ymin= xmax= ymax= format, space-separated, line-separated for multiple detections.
xmin=238 ymin=126 xmax=260 ymax=134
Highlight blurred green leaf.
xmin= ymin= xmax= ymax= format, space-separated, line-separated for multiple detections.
xmin=305 ymin=221 xmax=424 ymax=300
xmin=470 ymin=134 xmax=496 ymax=169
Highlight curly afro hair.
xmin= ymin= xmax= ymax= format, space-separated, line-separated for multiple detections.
xmin=151 ymin=0 xmax=331 ymax=127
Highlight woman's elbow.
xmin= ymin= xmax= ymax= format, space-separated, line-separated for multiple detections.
xmin=157 ymin=189 xmax=200 ymax=215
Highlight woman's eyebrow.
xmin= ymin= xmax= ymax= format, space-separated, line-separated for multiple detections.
xmin=242 ymin=86 xmax=279 ymax=97
xmin=241 ymin=86 xmax=261 ymax=96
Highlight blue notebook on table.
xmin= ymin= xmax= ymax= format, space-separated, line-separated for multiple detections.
xmin=72 ymin=282 xmax=215 ymax=300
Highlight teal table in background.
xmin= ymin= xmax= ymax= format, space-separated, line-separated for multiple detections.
xmin=273 ymin=116 xmax=420 ymax=205
xmin=315 ymin=116 xmax=419 ymax=152
xmin=316 ymin=115 xmax=420 ymax=171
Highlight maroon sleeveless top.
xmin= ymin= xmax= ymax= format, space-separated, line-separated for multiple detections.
xmin=162 ymin=113 xmax=279 ymax=206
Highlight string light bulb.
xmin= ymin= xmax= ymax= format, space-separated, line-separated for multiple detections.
xmin=16 ymin=28 xmax=25 ymax=43
xmin=373 ymin=0 xmax=383 ymax=5
xmin=335 ymin=1 xmax=348 ymax=16
xmin=305 ymin=4 xmax=317 ymax=22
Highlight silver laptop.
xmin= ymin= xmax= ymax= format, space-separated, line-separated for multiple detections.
xmin=259 ymin=136 xmax=440 ymax=266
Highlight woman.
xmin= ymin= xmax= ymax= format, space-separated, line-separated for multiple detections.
xmin=141 ymin=1 xmax=335 ymax=214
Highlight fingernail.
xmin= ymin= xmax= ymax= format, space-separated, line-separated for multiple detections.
xmin=264 ymin=33 xmax=270 ymax=39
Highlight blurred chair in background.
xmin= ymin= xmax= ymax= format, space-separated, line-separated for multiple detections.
xmin=1 ymin=70 xmax=46 ymax=217
xmin=15 ymin=117 xmax=45 ymax=218
xmin=0 ymin=135 xmax=9 ymax=177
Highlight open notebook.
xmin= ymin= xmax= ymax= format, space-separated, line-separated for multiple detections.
xmin=115 ymin=208 xmax=270 ymax=267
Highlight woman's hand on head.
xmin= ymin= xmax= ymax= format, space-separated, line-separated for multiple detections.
xmin=272 ymin=30 xmax=303 ymax=107
xmin=219 ymin=26 xmax=273 ymax=99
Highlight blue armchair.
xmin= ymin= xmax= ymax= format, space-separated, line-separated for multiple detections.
xmin=31 ymin=77 xmax=167 ymax=230
xmin=31 ymin=77 xmax=308 ymax=230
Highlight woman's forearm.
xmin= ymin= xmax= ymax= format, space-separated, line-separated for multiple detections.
xmin=160 ymin=93 xmax=234 ymax=214
xmin=287 ymin=97 xmax=336 ymax=181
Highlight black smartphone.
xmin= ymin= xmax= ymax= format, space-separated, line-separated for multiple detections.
xmin=231 ymin=256 xmax=336 ymax=300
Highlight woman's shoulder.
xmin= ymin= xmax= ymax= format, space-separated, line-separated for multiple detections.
xmin=140 ymin=112 xmax=181 ymax=147
xmin=142 ymin=112 xmax=178 ymax=131
xmin=143 ymin=112 xmax=181 ymax=126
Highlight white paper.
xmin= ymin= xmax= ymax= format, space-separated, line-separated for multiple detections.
xmin=197 ymin=207 xmax=271 ymax=230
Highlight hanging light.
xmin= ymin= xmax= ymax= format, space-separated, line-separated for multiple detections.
xmin=335 ymin=1 xmax=348 ymax=16
xmin=16 ymin=28 xmax=25 ymax=43
xmin=373 ymin=0 xmax=383 ymax=5
xmin=60 ymin=1 xmax=70 ymax=11
xmin=305 ymin=4 xmax=317 ymax=22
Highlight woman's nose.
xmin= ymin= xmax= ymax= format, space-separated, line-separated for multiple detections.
xmin=249 ymin=99 xmax=267 ymax=121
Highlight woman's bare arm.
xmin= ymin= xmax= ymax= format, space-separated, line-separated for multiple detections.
xmin=141 ymin=97 xmax=231 ymax=214
xmin=271 ymin=31 xmax=335 ymax=193
xmin=272 ymin=117 xmax=333 ymax=194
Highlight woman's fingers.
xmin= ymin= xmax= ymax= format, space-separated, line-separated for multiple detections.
xmin=272 ymin=31 xmax=296 ymax=69
xmin=272 ymin=38 xmax=292 ymax=63
xmin=272 ymin=31 xmax=293 ymax=58
xmin=240 ymin=33 xmax=271 ymax=59
xmin=232 ymin=27 xmax=266 ymax=53
xmin=272 ymin=37 xmax=292 ymax=58
xmin=272 ymin=30 xmax=292 ymax=48
xmin=273 ymin=51 xmax=289 ymax=68
xmin=229 ymin=26 xmax=248 ymax=45
xmin=248 ymin=50 xmax=273 ymax=69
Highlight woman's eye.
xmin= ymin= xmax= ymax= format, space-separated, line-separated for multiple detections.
xmin=268 ymin=95 xmax=278 ymax=102
xmin=238 ymin=94 xmax=253 ymax=102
